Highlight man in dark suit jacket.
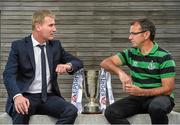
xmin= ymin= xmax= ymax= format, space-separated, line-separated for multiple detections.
xmin=3 ymin=10 xmax=83 ymax=124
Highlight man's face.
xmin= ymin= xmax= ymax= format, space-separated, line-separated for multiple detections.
xmin=39 ymin=16 xmax=56 ymax=41
xmin=128 ymin=23 xmax=147 ymax=48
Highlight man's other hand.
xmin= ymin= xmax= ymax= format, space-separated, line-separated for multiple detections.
xmin=55 ymin=63 xmax=72 ymax=74
xmin=14 ymin=95 xmax=30 ymax=115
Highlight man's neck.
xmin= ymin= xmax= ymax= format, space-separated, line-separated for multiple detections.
xmin=140 ymin=40 xmax=154 ymax=55
xmin=32 ymin=32 xmax=46 ymax=44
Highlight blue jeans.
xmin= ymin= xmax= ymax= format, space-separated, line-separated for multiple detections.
xmin=105 ymin=95 xmax=174 ymax=124
xmin=12 ymin=93 xmax=78 ymax=124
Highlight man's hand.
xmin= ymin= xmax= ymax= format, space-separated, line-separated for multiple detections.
xmin=118 ymin=72 xmax=133 ymax=91
xmin=14 ymin=95 xmax=30 ymax=115
xmin=55 ymin=63 xmax=72 ymax=74
xmin=124 ymin=84 xmax=143 ymax=96
xmin=118 ymin=72 xmax=143 ymax=96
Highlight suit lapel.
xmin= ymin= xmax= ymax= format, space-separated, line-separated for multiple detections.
xmin=46 ymin=41 xmax=53 ymax=76
xmin=25 ymin=35 xmax=36 ymax=70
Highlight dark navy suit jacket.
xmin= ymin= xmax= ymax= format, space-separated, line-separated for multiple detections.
xmin=3 ymin=35 xmax=83 ymax=116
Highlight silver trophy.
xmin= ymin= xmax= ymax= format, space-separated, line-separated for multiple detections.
xmin=82 ymin=70 xmax=102 ymax=114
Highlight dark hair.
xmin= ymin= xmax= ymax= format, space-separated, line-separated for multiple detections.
xmin=130 ymin=18 xmax=156 ymax=41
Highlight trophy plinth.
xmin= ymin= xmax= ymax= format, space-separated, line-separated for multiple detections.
xmin=82 ymin=102 xmax=102 ymax=114
xmin=82 ymin=70 xmax=102 ymax=114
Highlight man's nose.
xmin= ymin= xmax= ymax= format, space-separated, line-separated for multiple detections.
xmin=53 ymin=26 xmax=56 ymax=32
xmin=128 ymin=34 xmax=132 ymax=40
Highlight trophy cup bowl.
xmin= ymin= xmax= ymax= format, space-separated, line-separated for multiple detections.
xmin=82 ymin=70 xmax=102 ymax=114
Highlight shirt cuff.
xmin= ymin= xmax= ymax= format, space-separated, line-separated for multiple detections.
xmin=13 ymin=93 xmax=22 ymax=101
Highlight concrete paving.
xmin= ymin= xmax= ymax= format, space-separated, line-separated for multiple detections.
xmin=0 ymin=111 xmax=180 ymax=124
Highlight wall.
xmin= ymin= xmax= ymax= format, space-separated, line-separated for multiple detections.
xmin=0 ymin=0 xmax=180 ymax=112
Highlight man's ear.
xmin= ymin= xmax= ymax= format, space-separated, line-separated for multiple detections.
xmin=35 ymin=23 xmax=41 ymax=31
xmin=144 ymin=31 xmax=150 ymax=40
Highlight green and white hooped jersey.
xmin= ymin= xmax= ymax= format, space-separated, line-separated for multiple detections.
xmin=116 ymin=42 xmax=176 ymax=98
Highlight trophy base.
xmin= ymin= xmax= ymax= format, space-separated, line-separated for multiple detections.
xmin=81 ymin=102 xmax=102 ymax=114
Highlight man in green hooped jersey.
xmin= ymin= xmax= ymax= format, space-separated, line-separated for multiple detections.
xmin=100 ymin=18 xmax=176 ymax=124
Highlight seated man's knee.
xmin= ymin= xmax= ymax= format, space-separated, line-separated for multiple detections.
xmin=105 ymin=106 xmax=120 ymax=121
xmin=64 ymin=104 xmax=78 ymax=117
xmin=148 ymin=103 xmax=166 ymax=115
xmin=56 ymin=104 xmax=78 ymax=124
xmin=105 ymin=106 xmax=129 ymax=124
xmin=149 ymin=96 xmax=173 ymax=115
xmin=104 ymin=106 xmax=113 ymax=119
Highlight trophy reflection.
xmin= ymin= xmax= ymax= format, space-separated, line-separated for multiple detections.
xmin=82 ymin=70 xmax=102 ymax=114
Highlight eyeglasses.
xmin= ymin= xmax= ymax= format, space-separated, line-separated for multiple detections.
xmin=129 ymin=30 xmax=147 ymax=35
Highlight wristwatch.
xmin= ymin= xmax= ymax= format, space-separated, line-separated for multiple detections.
xmin=66 ymin=63 xmax=73 ymax=72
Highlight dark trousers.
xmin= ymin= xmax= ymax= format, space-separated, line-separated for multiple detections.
xmin=105 ymin=95 xmax=174 ymax=124
xmin=12 ymin=93 xmax=78 ymax=124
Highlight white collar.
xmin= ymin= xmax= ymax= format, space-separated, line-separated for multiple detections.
xmin=31 ymin=35 xmax=46 ymax=47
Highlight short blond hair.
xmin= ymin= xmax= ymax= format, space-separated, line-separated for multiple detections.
xmin=32 ymin=10 xmax=55 ymax=31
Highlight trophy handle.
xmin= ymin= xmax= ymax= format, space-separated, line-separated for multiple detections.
xmin=95 ymin=70 xmax=100 ymax=100
xmin=83 ymin=70 xmax=89 ymax=100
